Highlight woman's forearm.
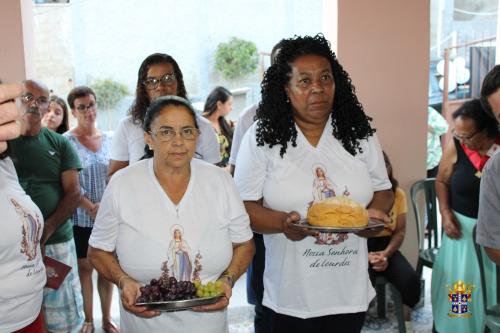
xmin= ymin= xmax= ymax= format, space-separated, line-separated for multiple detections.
xmin=222 ymin=240 xmax=255 ymax=283
xmin=88 ymin=246 xmax=128 ymax=287
xmin=368 ymin=190 xmax=394 ymax=214
xmin=80 ymin=196 xmax=94 ymax=211
xmin=244 ymin=200 xmax=288 ymax=234
xmin=383 ymin=223 xmax=405 ymax=258
xmin=436 ymin=179 xmax=452 ymax=214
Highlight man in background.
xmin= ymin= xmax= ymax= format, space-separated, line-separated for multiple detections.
xmin=476 ymin=65 xmax=500 ymax=264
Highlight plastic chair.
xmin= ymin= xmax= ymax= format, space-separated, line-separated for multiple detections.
xmin=473 ymin=225 xmax=500 ymax=332
xmin=375 ymin=275 xmax=406 ymax=333
xmin=410 ymin=178 xmax=440 ymax=278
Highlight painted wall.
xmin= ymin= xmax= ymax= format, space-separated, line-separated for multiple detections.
xmin=0 ymin=0 xmax=35 ymax=82
xmin=337 ymin=0 xmax=430 ymax=266
xmin=32 ymin=0 xmax=324 ymax=124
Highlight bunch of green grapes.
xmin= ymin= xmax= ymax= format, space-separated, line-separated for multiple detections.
xmin=193 ymin=280 xmax=224 ymax=298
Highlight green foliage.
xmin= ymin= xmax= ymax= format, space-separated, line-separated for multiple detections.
xmin=90 ymin=79 xmax=129 ymax=110
xmin=215 ymin=37 xmax=258 ymax=79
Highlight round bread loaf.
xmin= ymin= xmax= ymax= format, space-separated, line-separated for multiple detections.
xmin=307 ymin=196 xmax=369 ymax=227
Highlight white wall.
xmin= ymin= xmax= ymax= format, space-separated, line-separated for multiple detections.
xmin=33 ymin=0 xmax=324 ymax=115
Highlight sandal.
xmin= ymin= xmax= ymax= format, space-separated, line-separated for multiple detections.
xmin=102 ymin=321 xmax=120 ymax=333
xmin=79 ymin=322 xmax=94 ymax=333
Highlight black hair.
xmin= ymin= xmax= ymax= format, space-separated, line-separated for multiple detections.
xmin=382 ymin=151 xmax=398 ymax=193
xmin=130 ymin=53 xmax=187 ymax=126
xmin=49 ymin=95 xmax=70 ymax=134
xmin=480 ymin=65 xmax=500 ymax=121
xmin=67 ymin=86 xmax=97 ymax=109
xmin=256 ymin=34 xmax=375 ymax=157
xmin=452 ymin=99 xmax=499 ymax=138
xmin=141 ymin=95 xmax=199 ymax=159
xmin=203 ymin=86 xmax=233 ymax=147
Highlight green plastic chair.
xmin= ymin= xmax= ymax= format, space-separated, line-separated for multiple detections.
xmin=410 ymin=178 xmax=440 ymax=278
xmin=473 ymin=225 xmax=500 ymax=332
xmin=375 ymin=275 xmax=406 ymax=333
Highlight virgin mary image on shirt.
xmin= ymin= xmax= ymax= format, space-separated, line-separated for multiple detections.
xmin=312 ymin=164 xmax=336 ymax=203
xmin=167 ymin=225 xmax=193 ymax=281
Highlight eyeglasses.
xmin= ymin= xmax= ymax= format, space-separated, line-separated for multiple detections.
xmin=21 ymin=94 xmax=49 ymax=107
xmin=451 ymin=128 xmax=480 ymax=142
xmin=76 ymin=102 xmax=97 ymax=113
xmin=149 ymin=127 xmax=200 ymax=142
xmin=142 ymin=74 xmax=177 ymax=90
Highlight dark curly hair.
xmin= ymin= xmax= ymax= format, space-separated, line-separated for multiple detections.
xmin=129 ymin=53 xmax=187 ymax=125
xmin=256 ymin=34 xmax=375 ymax=157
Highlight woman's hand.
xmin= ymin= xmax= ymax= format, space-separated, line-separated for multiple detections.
xmin=356 ymin=208 xmax=390 ymax=238
xmin=367 ymin=208 xmax=391 ymax=224
xmin=88 ymin=202 xmax=100 ymax=219
xmin=283 ymin=211 xmax=318 ymax=241
xmin=442 ymin=210 xmax=461 ymax=239
xmin=192 ymin=278 xmax=232 ymax=312
xmin=120 ymin=278 xmax=160 ymax=318
xmin=368 ymin=251 xmax=388 ymax=272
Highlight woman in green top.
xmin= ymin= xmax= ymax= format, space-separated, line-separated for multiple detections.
xmin=202 ymin=86 xmax=234 ymax=167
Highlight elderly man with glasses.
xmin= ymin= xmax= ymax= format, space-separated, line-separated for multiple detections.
xmin=9 ymin=80 xmax=85 ymax=333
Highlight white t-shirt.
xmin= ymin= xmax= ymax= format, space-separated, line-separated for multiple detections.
xmin=229 ymin=103 xmax=258 ymax=166
xmin=110 ymin=115 xmax=220 ymax=164
xmin=234 ymin=118 xmax=391 ymax=319
xmin=0 ymin=157 xmax=46 ymax=333
xmin=89 ymin=158 xmax=253 ymax=333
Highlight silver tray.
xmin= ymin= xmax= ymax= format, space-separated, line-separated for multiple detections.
xmin=135 ymin=295 xmax=223 ymax=312
xmin=292 ymin=219 xmax=385 ymax=233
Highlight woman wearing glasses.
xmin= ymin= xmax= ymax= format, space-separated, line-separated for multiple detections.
xmin=88 ymin=96 xmax=254 ymax=333
xmin=63 ymin=86 xmax=117 ymax=333
xmin=432 ymin=99 xmax=499 ymax=333
xmin=108 ymin=53 xmax=220 ymax=179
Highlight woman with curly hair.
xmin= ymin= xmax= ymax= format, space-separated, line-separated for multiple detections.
xmin=108 ymin=53 xmax=220 ymax=178
xmin=234 ymin=34 xmax=394 ymax=332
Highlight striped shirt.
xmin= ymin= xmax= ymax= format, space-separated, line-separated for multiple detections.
xmin=64 ymin=131 xmax=111 ymax=228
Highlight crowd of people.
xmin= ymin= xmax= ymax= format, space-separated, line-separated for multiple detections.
xmin=0 ymin=33 xmax=499 ymax=333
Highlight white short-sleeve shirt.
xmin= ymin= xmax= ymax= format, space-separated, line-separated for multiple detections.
xmin=110 ymin=115 xmax=220 ymax=164
xmin=234 ymin=118 xmax=391 ymax=318
xmin=0 ymin=157 xmax=45 ymax=332
xmin=89 ymin=158 xmax=252 ymax=333
xmin=229 ymin=103 xmax=257 ymax=166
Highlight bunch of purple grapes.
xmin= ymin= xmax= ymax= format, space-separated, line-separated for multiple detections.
xmin=136 ymin=276 xmax=197 ymax=303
